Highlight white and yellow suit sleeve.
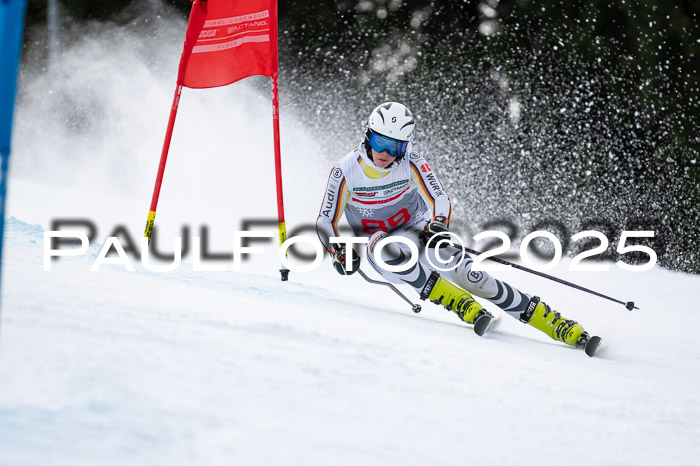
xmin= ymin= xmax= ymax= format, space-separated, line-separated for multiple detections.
xmin=316 ymin=165 xmax=351 ymax=254
xmin=408 ymin=153 xmax=452 ymax=225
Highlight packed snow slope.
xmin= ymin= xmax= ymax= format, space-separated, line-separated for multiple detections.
xmin=3 ymin=14 xmax=700 ymax=464
xmin=1 ymin=211 xmax=700 ymax=465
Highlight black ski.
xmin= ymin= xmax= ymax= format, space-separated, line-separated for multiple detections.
xmin=473 ymin=314 xmax=495 ymax=336
xmin=584 ymin=335 xmax=602 ymax=357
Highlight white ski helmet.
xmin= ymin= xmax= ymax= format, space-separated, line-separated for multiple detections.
xmin=364 ymin=102 xmax=416 ymax=160
xmin=367 ymin=102 xmax=416 ymax=141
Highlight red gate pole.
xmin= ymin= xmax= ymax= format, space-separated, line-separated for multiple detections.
xmin=144 ymin=84 xmax=183 ymax=243
xmin=270 ymin=0 xmax=289 ymax=281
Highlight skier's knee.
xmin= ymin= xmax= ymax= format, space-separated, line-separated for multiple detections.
xmin=368 ymin=231 xmax=415 ymax=269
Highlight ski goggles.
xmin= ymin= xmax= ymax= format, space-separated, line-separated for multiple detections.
xmin=368 ymin=131 xmax=409 ymax=158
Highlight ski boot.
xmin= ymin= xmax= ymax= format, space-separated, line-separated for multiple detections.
xmin=420 ymin=272 xmax=493 ymax=333
xmin=520 ymin=296 xmax=590 ymax=348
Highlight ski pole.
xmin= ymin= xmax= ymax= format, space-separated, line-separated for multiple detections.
xmin=357 ymin=269 xmax=422 ymax=313
xmin=462 ymin=247 xmax=638 ymax=311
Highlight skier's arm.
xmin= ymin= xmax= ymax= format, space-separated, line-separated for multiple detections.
xmin=316 ymin=166 xmax=350 ymax=254
xmin=409 ymin=153 xmax=453 ymax=225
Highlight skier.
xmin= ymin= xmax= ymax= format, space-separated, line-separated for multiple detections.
xmin=316 ymin=102 xmax=594 ymax=351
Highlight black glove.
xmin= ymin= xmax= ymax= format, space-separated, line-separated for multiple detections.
xmin=419 ymin=216 xmax=450 ymax=248
xmin=331 ymin=243 xmax=361 ymax=275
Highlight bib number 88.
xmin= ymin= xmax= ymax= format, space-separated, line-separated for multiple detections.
xmin=361 ymin=208 xmax=411 ymax=235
